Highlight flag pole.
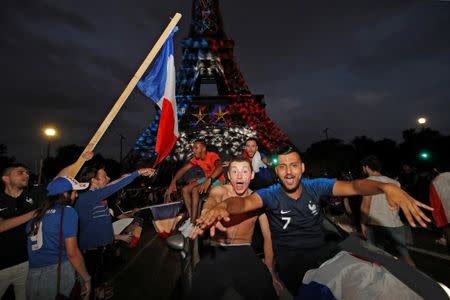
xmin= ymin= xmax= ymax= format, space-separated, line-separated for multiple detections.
xmin=67 ymin=13 xmax=182 ymax=178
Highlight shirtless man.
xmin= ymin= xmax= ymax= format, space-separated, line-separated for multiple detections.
xmin=188 ymin=157 xmax=278 ymax=300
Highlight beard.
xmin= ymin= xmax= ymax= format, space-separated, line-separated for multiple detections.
xmin=279 ymin=178 xmax=301 ymax=194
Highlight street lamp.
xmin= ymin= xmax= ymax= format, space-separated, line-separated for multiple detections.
xmin=44 ymin=127 xmax=56 ymax=137
xmin=37 ymin=126 xmax=58 ymax=185
xmin=43 ymin=126 xmax=57 ymax=158
xmin=417 ymin=117 xmax=427 ymax=125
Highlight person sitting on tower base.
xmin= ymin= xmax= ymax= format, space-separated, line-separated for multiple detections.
xmin=166 ymin=139 xmax=224 ymax=231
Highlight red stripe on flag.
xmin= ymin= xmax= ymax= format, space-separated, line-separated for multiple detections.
xmin=429 ymin=183 xmax=449 ymax=228
xmin=155 ymin=98 xmax=177 ymax=165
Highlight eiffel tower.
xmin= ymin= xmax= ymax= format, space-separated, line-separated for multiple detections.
xmin=134 ymin=0 xmax=291 ymax=164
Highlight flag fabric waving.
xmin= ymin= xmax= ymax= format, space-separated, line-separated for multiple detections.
xmin=149 ymin=201 xmax=183 ymax=239
xmin=138 ymin=28 xmax=179 ymax=165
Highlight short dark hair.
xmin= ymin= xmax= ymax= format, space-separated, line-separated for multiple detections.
xmin=192 ymin=139 xmax=206 ymax=147
xmin=228 ymin=156 xmax=253 ymax=171
xmin=361 ymin=155 xmax=382 ymax=172
xmin=245 ymin=137 xmax=258 ymax=145
xmin=79 ymin=164 xmax=105 ymax=182
xmin=276 ymin=144 xmax=302 ymax=161
xmin=1 ymin=162 xmax=28 ymax=177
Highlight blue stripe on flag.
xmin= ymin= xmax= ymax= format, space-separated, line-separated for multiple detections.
xmin=137 ymin=27 xmax=177 ymax=103
xmin=150 ymin=201 xmax=182 ymax=220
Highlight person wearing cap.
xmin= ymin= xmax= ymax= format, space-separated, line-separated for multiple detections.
xmin=0 ymin=152 xmax=93 ymax=300
xmin=26 ymin=176 xmax=91 ymax=300
xmin=75 ymin=165 xmax=155 ymax=297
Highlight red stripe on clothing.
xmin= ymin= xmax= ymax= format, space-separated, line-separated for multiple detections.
xmin=429 ymin=183 xmax=449 ymax=228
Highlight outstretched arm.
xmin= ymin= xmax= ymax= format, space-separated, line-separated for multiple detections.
xmin=190 ymin=186 xmax=226 ymax=238
xmin=195 ymin=193 xmax=264 ymax=233
xmin=333 ymin=179 xmax=432 ymax=227
xmin=94 ymin=168 xmax=155 ymax=200
xmin=201 ymin=186 xmax=226 ymax=213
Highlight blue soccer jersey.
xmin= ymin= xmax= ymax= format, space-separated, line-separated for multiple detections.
xmin=256 ymin=179 xmax=335 ymax=249
xmin=27 ymin=205 xmax=78 ymax=268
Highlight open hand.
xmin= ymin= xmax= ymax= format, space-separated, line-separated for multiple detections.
xmin=196 ymin=204 xmax=230 ymax=236
xmin=166 ymin=183 xmax=177 ymax=195
xmin=189 ymin=220 xmax=228 ymax=239
xmin=81 ymin=279 xmax=91 ymax=300
xmin=360 ymin=223 xmax=368 ymax=239
xmin=384 ymin=184 xmax=433 ymax=228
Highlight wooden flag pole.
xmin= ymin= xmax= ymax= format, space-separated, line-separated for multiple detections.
xmin=67 ymin=13 xmax=182 ymax=178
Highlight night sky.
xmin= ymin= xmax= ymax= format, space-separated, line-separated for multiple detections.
xmin=2 ymin=0 xmax=449 ymax=168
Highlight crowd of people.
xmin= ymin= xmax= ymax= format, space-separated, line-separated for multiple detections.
xmin=0 ymin=154 xmax=155 ymax=300
xmin=1 ymin=136 xmax=446 ymax=299
xmin=161 ymin=139 xmax=435 ymax=298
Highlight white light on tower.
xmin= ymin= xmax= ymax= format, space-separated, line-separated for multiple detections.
xmin=417 ymin=117 xmax=427 ymax=125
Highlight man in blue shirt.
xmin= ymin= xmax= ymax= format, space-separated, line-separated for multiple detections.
xmin=75 ymin=165 xmax=155 ymax=297
xmin=194 ymin=146 xmax=433 ymax=295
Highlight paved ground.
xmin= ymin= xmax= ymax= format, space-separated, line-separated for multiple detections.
xmin=110 ymin=225 xmax=182 ymax=300
xmin=408 ymin=227 xmax=450 ymax=286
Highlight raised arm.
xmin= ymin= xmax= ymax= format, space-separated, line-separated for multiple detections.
xmin=333 ymin=179 xmax=432 ymax=227
xmin=56 ymin=151 xmax=94 ymax=178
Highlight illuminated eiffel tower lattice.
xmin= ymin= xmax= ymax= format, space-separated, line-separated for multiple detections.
xmin=134 ymin=0 xmax=291 ymax=163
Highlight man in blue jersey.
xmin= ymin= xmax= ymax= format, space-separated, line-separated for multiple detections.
xmin=75 ymin=165 xmax=155 ymax=298
xmin=194 ymin=146 xmax=433 ymax=295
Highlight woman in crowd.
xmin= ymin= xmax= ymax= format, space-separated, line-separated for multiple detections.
xmin=26 ymin=176 xmax=91 ymax=300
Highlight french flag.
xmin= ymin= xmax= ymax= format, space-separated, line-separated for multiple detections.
xmin=138 ymin=28 xmax=179 ymax=165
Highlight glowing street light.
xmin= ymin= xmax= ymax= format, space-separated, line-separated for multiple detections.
xmin=417 ymin=117 xmax=427 ymax=125
xmin=44 ymin=127 xmax=57 ymax=137
xmin=38 ymin=126 xmax=58 ymax=185
xmin=43 ymin=126 xmax=58 ymax=158
xmin=419 ymin=150 xmax=430 ymax=161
